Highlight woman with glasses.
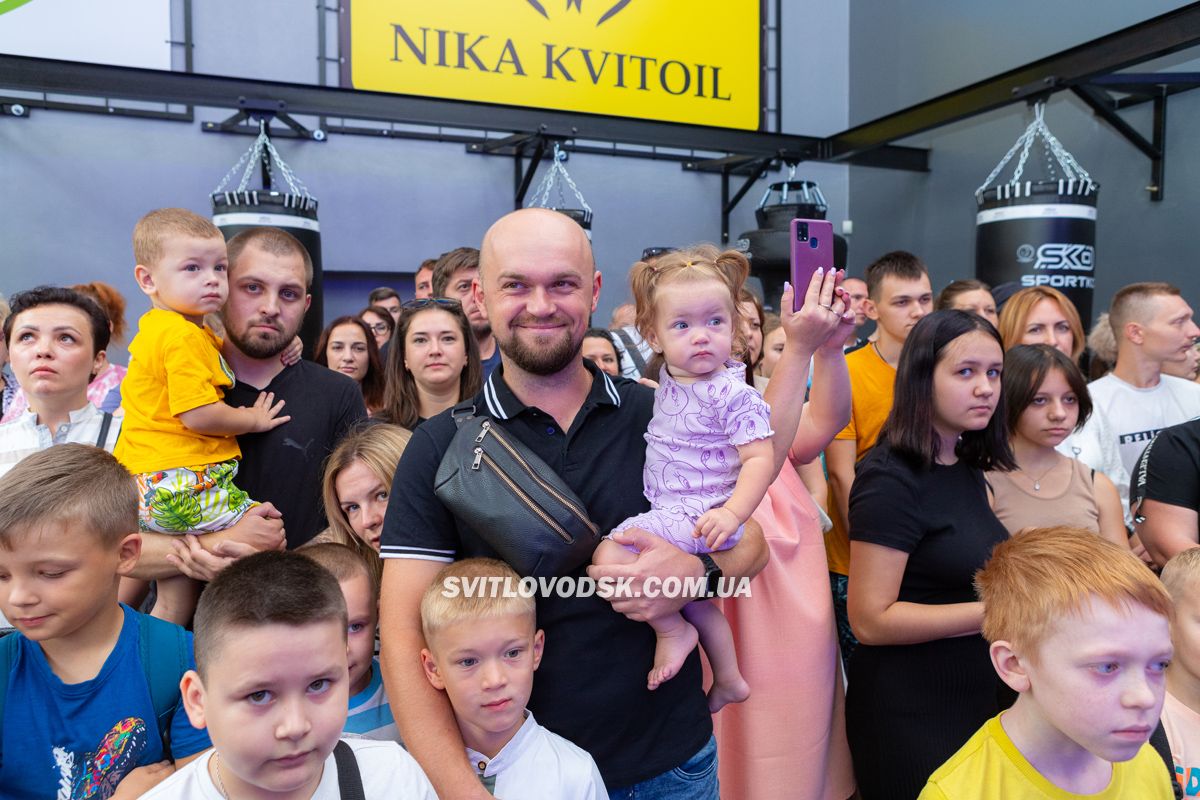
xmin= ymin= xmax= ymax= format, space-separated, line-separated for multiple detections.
xmin=315 ymin=316 xmax=386 ymax=415
xmin=379 ymin=298 xmax=483 ymax=429
xmin=359 ymin=305 xmax=396 ymax=350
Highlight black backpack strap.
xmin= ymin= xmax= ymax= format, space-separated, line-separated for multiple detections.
xmin=0 ymin=632 xmax=19 ymax=770
xmin=1150 ymin=719 xmax=1183 ymax=799
xmin=95 ymin=412 xmax=114 ymax=449
xmin=614 ymin=328 xmax=648 ymax=377
xmin=333 ymin=740 xmax=366 ymax=800
xmin=137 ymin=612 xmax=189 ymax=760
xmin=449 ymin=401 xmax=479 ymax=429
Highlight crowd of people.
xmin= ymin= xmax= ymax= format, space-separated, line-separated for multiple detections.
xmin=1 ymin=205 xmax=1200 ymax=799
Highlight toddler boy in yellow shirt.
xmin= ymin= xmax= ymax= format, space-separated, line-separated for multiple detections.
xmin=114 ymin=208 xmax=289 ymax=623
xmin=919 ymin=525 xmax=1176 ymax=799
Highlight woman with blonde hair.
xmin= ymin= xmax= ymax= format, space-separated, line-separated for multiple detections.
xmin=315 ymin=423 xmax=412 ymax=587
xmin=996 ymin=286 xmax=1085 ymax=361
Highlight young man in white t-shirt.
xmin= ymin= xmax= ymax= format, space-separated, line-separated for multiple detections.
xmin=1088 ymin=282 xmax=1200 ymax=506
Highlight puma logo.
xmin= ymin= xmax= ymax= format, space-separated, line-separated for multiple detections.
xmin=283 ymin=437 xmax=314 ymax=458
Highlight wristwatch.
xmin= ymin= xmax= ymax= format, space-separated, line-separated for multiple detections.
xmin=696 ymin=552 xmax=723 ymax=598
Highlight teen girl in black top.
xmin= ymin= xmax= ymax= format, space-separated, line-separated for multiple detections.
xmin=845 ymin=310 xmax=1015 ymax=800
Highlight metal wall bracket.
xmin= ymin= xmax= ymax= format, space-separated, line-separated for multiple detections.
xmin=0 ymin=94 xmax=191 ymax=123
xmin=1071 ymin=82 xmax=1166 ymax=201
xmin=681 ymin=155 xmax=777 ymax=243
xmin=201 ymin=97 xmax=327 ymax=141
xmin=822 ymin=3 xmax=1200 ymax=166
xmin=462 ymin=132 xmax=568 ymax=209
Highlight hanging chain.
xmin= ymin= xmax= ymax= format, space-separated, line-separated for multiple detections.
xmin=212 ymin=119 xmax=312 ymax=198
xmin=780 ymin=162 xmax=797 ymax=203
xmin=975 ymin=101 xmax=1093 ymax=196
xmin=530 ymin=142 xmax=592 ymax=213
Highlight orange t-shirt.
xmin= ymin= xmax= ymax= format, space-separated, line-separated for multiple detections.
xmin=825 ymin=344 xmax=896 ymax=575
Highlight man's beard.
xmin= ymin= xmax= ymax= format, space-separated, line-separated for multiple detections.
xmin=470 ymin=320 xmax=493 ymax=340
xmin=225 ymin=316 xmax=298 ymax=360
xmin=497 ymin=321 xmax=580 ymax=376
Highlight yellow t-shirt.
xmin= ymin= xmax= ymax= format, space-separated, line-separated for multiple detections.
xmin=919 ymin=715 xmax=1174 ymax=800
xmin=825 ymin=343 xmax=896 ymax=574
xmin=114 ymin=309 xmax=240 ymax=473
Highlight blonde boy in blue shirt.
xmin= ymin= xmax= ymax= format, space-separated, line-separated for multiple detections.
xmin=920 ymin=526 xmax=1175 ymax=799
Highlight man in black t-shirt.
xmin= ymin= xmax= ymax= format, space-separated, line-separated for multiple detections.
xmin=219 ymin=227 xmax=367 ymax=548
xmin=1133 ymin=417 xmax=1200 ymax=567
xmin=129 ymin=228 xmax=365 ymax=578
xmin=379 ymin=208 xmax=767 ymax=798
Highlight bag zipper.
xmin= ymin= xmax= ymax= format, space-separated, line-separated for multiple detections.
xmin=485 ymin=424 xmax=598 ymax=536
xmin=479 ymin=451 xmax=573 ymax=543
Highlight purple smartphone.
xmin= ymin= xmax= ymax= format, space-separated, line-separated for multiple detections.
xmin=790 ymin=218 xmax=834 ymax=311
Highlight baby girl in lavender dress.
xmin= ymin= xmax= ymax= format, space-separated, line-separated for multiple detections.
xmin=591 ymin=245 xmax=775 ymax=712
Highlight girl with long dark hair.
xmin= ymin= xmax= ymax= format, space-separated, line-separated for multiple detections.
xmin=846 ymin=309 xmax=1015 ymax=800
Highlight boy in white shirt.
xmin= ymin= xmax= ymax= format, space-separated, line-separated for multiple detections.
xmin=141 ymin=551 xmax=436 ymax=799
xmin=420 ymin=558 xmax=607 ymax=799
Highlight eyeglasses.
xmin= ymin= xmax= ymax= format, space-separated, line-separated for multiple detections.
xmin=366 ymin=322 xmax=390 ymax=335
xmin=401 ymin=297 xmax=462 ymax=311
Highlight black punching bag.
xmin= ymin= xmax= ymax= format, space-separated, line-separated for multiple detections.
xmin=975 ymin=102 xmax=1097 ymax=326
xmin=975 ymin=180 xmax=1097 ymax=326
xmin=212 ymin=191 xmax=323 ymax=358
xmin=211 ymin=126 xmax=323 ymax=358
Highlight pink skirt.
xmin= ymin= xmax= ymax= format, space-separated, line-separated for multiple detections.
xmin=708 ymin=463 xmax=855 ymax=800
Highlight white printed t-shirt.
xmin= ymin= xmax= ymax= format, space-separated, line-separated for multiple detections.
xmin=467 ymin=711 xmax=607 ymax=799
xmin=1087 ymin=373 xmax=1200 ymax=500
xmin=1162 ymin=690 xmax=1200 ymax=797
xmin=140 ymin=738 xmax=437 ymax=799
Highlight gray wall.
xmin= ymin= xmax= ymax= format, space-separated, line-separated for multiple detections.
xmin=846 ymin=1 xmax=1200 ymax=327
xmin=0 ymin=0 xmax=848 ymax=351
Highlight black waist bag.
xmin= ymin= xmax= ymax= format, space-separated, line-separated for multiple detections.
xmin=434 ymin=402 xmax=600 ymax=577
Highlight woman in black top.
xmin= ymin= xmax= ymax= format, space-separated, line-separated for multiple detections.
xmin=846 ymin=310 xmax=1015 ymax=800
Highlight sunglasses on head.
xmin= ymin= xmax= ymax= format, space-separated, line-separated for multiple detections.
xmin=642 ymin=246 xmax=677 ymax=260
xmin=401 ymin=297 xmax=462 ymax=311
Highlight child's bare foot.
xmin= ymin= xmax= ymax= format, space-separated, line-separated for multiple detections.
xmin=706 ymin=675 xmax=750 ymax=712
xmin=648 ymin=620 xmax=699 ymax=690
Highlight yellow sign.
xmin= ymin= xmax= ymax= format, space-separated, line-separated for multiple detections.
xmin=345 ymin=0 xmax=761 ymax=130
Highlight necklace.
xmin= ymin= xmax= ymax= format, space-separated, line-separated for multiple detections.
xmin=214 ymin=753 xmax=231 ymax=799
xmin=1018 ymin=457 xmax=1060 ymax=491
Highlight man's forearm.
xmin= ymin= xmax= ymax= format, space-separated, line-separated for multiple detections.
xmin=127 ymin=529 xmax=232 ymax=580
xmin=384 ymin=638 xmax=485 ymax=798
xmin=710 ymin=518 xmax=768 ymax=579
xmin=1140 ymin=522 xmax=1199 ymax=567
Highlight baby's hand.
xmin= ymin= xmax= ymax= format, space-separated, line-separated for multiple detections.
xmin=694 ymin=507 xmax=741 ymax=550
xmin=247 ymin=391 xmax=291 ymax=432
xmin=280 ymin=336 xmax=303 ymax=366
